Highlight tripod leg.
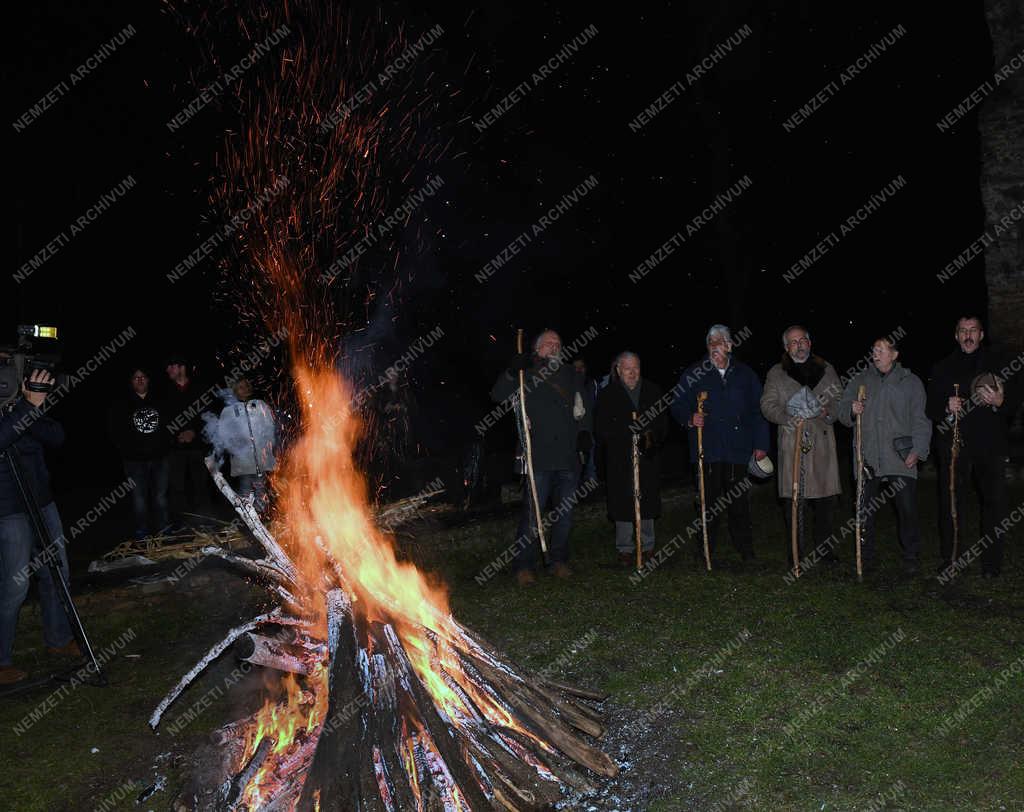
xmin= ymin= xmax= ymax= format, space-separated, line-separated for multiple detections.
xmin=3 ymin=450 xmax=106 ymax=685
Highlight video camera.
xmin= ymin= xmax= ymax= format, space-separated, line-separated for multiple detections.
xmin=0 ymin=325 xmax=64 ymax=410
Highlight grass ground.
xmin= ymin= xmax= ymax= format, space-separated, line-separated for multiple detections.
xmin=1 ymin=477 xmax=1021 ymax=810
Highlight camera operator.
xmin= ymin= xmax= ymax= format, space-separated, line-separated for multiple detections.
xmin=0 ymin=368 xmax=79 ymax=685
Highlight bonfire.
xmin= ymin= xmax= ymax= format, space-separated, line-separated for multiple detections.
xmin=149 ymin=3 xmax=617 ymax=806
xmin=149 ymin=370 xmax=616 ymax=809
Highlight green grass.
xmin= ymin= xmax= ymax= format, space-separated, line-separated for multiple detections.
xmin=1 ymin=479 xmax=1021 ymax=810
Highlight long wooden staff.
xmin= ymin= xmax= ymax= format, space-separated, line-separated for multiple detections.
xmin=790 ymin=417 xmax=805 ymax=579
xmin=696 ymin=391 xmax=711 ymax=571
xmin=631 ymin=411 xmax=642 ymax=570
xmin=855 ymin=384 xmax=866 ymax=581
xmin=516 ymin=329 xmax=547 ymax=561
xmin=950 ymin=383 xmax=961 ymax=563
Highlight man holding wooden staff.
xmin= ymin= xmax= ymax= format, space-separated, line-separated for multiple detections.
xmin=839 ymin=335 xmax=931 ymax=577
xmin=595 ymin=352 xmax=668 ymax=568
xmin=491 ymin=330 xmax=592 ymax=585
xmin=760 ymin=326 xmax=842 ymax=570
xmin=926 ymin=316 xmax=1020 ymax=579
xmin=671 ymin=324 xmax=770 ymax=568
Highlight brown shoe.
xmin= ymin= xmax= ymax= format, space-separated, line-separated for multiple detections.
xmin=551 ymin=562 xmax=573 ymax=579
xmin=46 ymin=640 xmax=83 ymax=658
xmin=515 ymin=569 xmax=537 ymax=587
xmin=617 ymin=552 xmax=634 ymax=568
xmin=0 ymin=666 xmax=28 ymax=685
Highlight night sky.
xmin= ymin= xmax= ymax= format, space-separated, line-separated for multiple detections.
xmin=8 ymin=1 xmax=997 ymax=546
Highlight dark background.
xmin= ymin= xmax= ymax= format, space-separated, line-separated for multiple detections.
xmin=7 ymin=1 xmax=999 ymax=556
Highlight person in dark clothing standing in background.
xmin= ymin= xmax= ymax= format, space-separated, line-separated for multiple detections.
xmin=164 ymin=354 xmax=213 ymax=528
xmin=108 ymin=367 xmax=171 ymax=539
xmin=596 ymin=351 xmax=668 ymax=566
xmin=926 ymin=316 xmax=1021 ymax=578
xmin=0 ymin=368 xmax=78 ymax=685
xmin=491 ymin=330 xmax=592 ymax=585
xmin=670 ymin=324 xmax=770 ymax=567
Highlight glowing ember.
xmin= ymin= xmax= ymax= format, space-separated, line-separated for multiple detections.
xmin=150 ymin=2 xmax=617 ymax=808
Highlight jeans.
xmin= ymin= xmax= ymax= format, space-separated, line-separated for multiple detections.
xmin=123 ymin=457 xmax=170 ymax=536
xmin=937 ymin=449 xmax=1007 ymax=574
xmin=615 ymin=519 xmax=654 ymax=553
xmin=862 ymin=475 xmax=919 ymax=567
xmin=0 ymin=503 xmax=74 ymax=666
xmin=236 ymin=474 xmax=269 ymax=515
xmin=514 ymin=469 xmax=578 ymax=571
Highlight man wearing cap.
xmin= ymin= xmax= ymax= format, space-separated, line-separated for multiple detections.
xmin=670 ymin=324 xmax=770 ymax=566
xmin=839 ymin=335 xmax=931 ymax=576
xmin=761 ymin=326 xmax=842 ymax=568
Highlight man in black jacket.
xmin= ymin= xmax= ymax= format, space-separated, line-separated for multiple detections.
xmin=109 ymin=367 xmax=171 ymax=539
xmin=490 ymin=330 xmax=591 ymax=585
xmin=926 ymin=316 xmax=1021 ymax=578
xmin=164 ymin=354 xmax=213 ymax=528
xmin=595 ymin=352 xmax=668 ymax=567
xmin=0 ymin=369 xmax=78 ymax=684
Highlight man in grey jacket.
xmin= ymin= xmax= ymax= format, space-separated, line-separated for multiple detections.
xmin=839 ymin=335 xmax=932 ymax=575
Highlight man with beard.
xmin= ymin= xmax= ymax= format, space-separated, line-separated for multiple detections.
xmin=926 ymin=316 xmax=1020 ymax=578
xmin=491 ymin=330 xmax=591 ymax=585
xmin=760 ymin=326 xmax=842 ymax=568
xmin=839 ymin=336 xmax=931 ymax=576
xmin=595 ymin=352 xmax=669 ymax=566
xmin=670 ymin=324 xmax=770 ymax=567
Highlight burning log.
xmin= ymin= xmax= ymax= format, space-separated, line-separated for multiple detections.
xmin=234 ymin=632 xmax=311 ymax=675
xmin=153 ymin=396 xmax=617 ymax=810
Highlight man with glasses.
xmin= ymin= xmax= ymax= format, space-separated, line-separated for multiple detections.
xmin=926 ymin=316 xmax=1020 ymax=578
xmin=761 ymin=326 xmax=842 ymax=569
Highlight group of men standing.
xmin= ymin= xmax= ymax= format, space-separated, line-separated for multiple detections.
xmin=493 ymin=316 xmax=1019 ymax=585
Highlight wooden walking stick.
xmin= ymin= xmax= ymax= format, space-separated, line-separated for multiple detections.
xmin=516 ymin=329 xmax=547 ymax=562
xmin=950 ymin=383 xmax=962 ymax=563
xmin=790 ymin=417 xmax=805 ymax=579
xmin=631 ymin=411 xmax=643 ymax=571
xmin=696 ymin=391 xmax=711 ymax=571
xmin=854 ymin=385 xmax=866 ymax=582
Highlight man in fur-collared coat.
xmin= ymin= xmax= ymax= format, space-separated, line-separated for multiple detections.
xmin=760 ymin=326 xmax=842 ymax=566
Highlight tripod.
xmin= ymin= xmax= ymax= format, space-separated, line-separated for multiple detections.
xmin=2 ymin=447 xmax=106 ymax=686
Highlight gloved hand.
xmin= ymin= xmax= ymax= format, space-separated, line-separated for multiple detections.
xmin=785 ymin=389 xmax=805 ymax=417
xmin=573 ymin=392 xmax=586 ymax=420
xmin=786 ymin=387 xmax=822 ymax=419
xmin=508 ymin=352 xmax=532 ymax=373
xmin=576 ymin=430 xmax=593 ymax=453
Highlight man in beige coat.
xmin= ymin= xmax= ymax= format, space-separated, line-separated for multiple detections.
xmin=761 ymin=326 xmax=842 ymax=567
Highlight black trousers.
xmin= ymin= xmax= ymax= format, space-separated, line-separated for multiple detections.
xmin=168 ymin=448 xmax=213 ymax=524
xmin=861 ymin=475 xmax=919 ymax=567
xmin=698 ymin=462 xmax=753 ymax=558
xmin=781 ymin=496 xmax=837 ymax=566
xmin=936 ymin=448 xmax=1007 ymax=575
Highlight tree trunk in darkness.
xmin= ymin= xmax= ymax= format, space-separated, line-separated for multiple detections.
xmin=981 ymin=0 xmax=1024 ymax=352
